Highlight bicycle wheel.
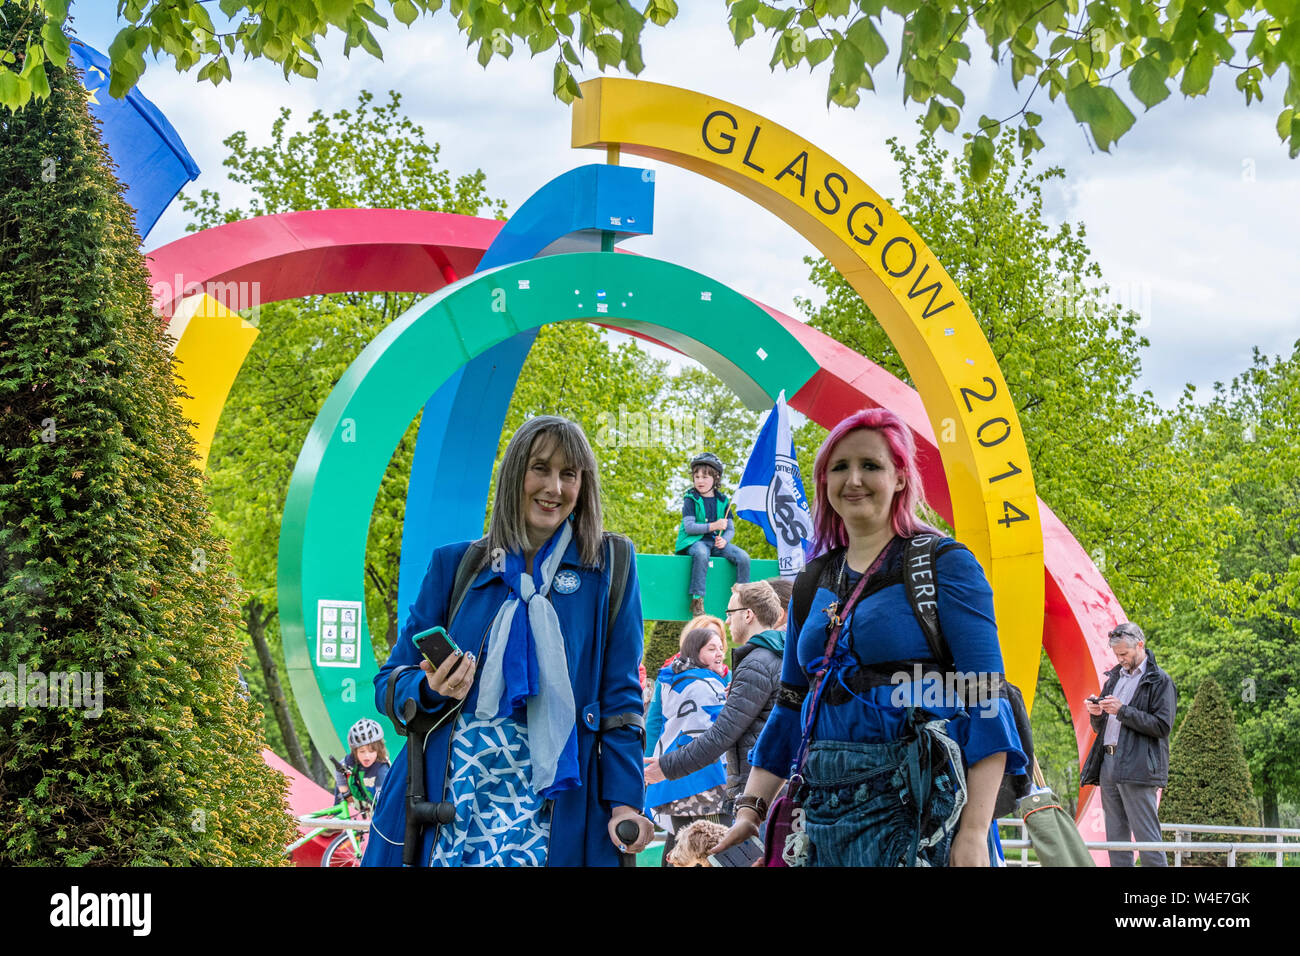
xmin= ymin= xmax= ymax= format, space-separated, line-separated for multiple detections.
xmin=322 ymin=830 xmax=364 ymax=867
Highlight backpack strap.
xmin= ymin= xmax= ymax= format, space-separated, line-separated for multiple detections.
xmin=777 ymin=551 xmax=837 ymax=714
xmin=903 ymin=533 xmax=1008 ymax=708
xmin=597 ymin=532 xmax=642 ymax=742
xmin=448 ymin=537 xmax=491 ymax=628
xmin=790 ymin=550 xmax=837 ymax=644
xmin=902 ymin=533 xmax=951 ymax=666
xmin=604 ymin=532 xmax=632 ymax=637
xmin=903 ymin=533 xmax=973 ymax=667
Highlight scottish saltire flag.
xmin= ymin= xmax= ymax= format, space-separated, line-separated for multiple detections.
xmin=70 ymin=41 xmax=200 ymax=241
xmin=734 ymin=391 xmax=813 ymax=577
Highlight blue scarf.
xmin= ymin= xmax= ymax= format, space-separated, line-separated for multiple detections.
xmin=473 ymin=521 xmax=580 ymax=799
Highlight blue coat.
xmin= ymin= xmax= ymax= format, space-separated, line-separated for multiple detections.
xmin=360 ymin=535 xmax=645 ymax=867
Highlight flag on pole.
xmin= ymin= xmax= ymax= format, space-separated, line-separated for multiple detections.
xmin=733 ymin=391 xmax=813 ymax=577
xmin=69 ymin=41 xmax=200 ymax=241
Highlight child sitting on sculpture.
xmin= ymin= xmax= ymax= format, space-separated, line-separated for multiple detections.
xmin=673 ymin=452 xmax=750 ymax=617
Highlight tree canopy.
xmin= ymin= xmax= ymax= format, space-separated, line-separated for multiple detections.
xmin=804 ymin=124 xmax=1218 ymax=623
xmin=2 ymin=1 xmax=1298 ymax=177
xmin=1161 ymin=342 xmax=1300 ymax=826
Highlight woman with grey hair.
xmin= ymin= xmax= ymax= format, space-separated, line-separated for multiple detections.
xmin=363 ymin=415 xmax=653 ymax=866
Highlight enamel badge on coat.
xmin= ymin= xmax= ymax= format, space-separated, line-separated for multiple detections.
xmin=553 ymin=570 xmax=581 ymax=595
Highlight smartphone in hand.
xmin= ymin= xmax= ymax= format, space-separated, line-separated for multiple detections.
xmin=412 ymin=626 xmax=460 ymax=672
xmin=708 ymin=836 xmax=764 ymax=867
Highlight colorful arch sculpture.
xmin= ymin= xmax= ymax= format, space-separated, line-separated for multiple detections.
xmin=148 ymin=211 xmax=1119 ymax=765
xmin=166 ymin=293 xmax=258 ymax=471
xmin=145 ymin=83 xmax=1126 ymax=847
xmin=397 ymin=163 xmax=656 ymax=622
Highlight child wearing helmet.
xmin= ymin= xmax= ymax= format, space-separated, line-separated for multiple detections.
xmin=334 ymin=718 xmax=391 ymax=804
xmin=674 ymin=452 xmax=751 ymax=617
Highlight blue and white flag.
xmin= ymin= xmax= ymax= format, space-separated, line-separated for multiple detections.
xmin=734 ymin=391 xmax=813 ymax=577
xmin=70 ymin=41 xmax=200 ymax=241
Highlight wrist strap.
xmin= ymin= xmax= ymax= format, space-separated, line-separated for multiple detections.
xmin=734 ymin=793 xmax=769 ymax=822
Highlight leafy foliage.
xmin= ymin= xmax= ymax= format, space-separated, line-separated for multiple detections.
xmin=645 ymin=618 xmax=684 ymax=672
xmin=180 ymin=88 xmax=506 ymax=227
xmin=0 ymin=6 xmax=295 ymax=864
xmin=4 ymin=1 xmax=1300 ymax=174
xmin=1161 ymin=343 xmax=1300 ymax=825
xmin=1160 ymin=677 xmax=1257 ymax=863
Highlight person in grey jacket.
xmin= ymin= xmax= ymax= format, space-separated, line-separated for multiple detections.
xmin=644 ymin=580 xmax=784 ymax=802
xmin=1080 ymin=622 xmax=1177 ymax=867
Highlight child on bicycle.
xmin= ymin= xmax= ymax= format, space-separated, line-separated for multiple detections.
xmin=674 ymin=452 xmax=750 ymax=616
xmin=333 ymin=718 xmax=390 ymax=805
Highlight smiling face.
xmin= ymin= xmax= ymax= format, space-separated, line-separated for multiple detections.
xmin=521 ymin=437 xmax=581 ymax=550
xmin=692 ymin=466 xmax=716 ymax=496
xmin=825 ymin=428 xmax=905 ymax=538
xmin=696 ymin=634 xmax=726 ymax=673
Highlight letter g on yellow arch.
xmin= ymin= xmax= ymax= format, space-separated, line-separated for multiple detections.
xmin=573 ymin=78 xmax=1044 ymax=694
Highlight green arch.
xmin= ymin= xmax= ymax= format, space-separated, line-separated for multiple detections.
xmin=278 ymin=251 xmax=821 ymax=755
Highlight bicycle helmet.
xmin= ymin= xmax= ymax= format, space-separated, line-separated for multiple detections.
xmin=347 ymin=717 xmax=384 ymax=749
xmin=689 ymin=452 xmax=724 ymax=475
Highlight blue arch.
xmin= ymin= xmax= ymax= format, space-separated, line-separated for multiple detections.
xmin=396 ymin=165 xmax=655 ymax=618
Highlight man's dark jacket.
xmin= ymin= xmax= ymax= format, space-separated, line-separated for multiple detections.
xmin=659 ymin=630 xmax=783 ymax=796
xmin=1080 ymin=648 xmax=1177 ymax=787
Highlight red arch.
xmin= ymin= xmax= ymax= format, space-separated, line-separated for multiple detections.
xmin=147 ymin=209 xmax=503 ymax=315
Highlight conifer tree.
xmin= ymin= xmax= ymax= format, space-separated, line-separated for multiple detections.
xmin=0 ymin=3 xmax=295 ymax=864
xmin=1160 ymin=677 xmax=1258 ymax=866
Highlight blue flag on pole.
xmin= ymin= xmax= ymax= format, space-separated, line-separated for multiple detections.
xmin=733 ymin=391 xmax=813 ymax=577
xmin=70 ymin=41 xmax=200 ymax=241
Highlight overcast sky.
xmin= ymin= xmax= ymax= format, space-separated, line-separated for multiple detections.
xmin=68 ymin=3 xmax=1300 ymax=409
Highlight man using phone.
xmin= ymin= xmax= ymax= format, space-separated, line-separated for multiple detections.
xmin=1080 ymin=622 xmax=1177 ymax=867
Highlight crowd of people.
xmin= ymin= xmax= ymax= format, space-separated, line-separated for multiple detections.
xmin=339 ymin=406 xmax=1160 ymax=867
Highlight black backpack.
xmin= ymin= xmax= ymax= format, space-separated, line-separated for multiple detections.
xmin=790 ymin=534 xmax=1034 ymax=819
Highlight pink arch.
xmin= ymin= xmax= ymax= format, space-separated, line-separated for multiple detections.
xmin=148 ymin=208 xmax=1118 ymax=835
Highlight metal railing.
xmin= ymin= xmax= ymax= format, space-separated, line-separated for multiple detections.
xmin=293 ymin=815 xmax=370 ymax=832
xmin=997 ymin=817 xmax=1300 ymax=866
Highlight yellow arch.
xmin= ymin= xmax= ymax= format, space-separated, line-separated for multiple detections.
xmin=168 ymin=294 xmax=259 ymax=472
xmin=573 ymin=78 xmax=1044 ymax=698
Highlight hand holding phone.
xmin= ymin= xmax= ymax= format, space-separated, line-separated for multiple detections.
xmin=414 ymin=626 xmax=476 ymax=700
xmin=709 ymin=836 xmax=764 ymax=867
xmin=413 ymin=626 xmax=459 ymax=669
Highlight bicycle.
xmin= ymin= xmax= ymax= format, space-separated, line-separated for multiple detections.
xmin=285 ymin=756 xmax=373 ymax=867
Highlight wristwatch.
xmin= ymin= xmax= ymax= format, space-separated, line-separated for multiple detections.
xmin=733 ymin=793 xmax=769 ymax=822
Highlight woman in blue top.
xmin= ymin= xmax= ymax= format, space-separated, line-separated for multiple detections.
xmin=712 ymin=407 xmax=1025 ymax=866
xmin=361 ymin=416 xmax=654 ymax=866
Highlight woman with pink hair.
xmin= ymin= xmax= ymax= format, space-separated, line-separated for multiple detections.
xmin=712 ymin=408 xmax=1025 ymax=867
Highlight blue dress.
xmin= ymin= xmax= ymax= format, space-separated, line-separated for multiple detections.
xmin=431 ymin=714 xmax=551 ymax=867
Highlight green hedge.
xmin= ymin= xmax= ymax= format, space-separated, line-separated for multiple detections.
xmin=0 ymin=5 xmax=295 ymax=864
